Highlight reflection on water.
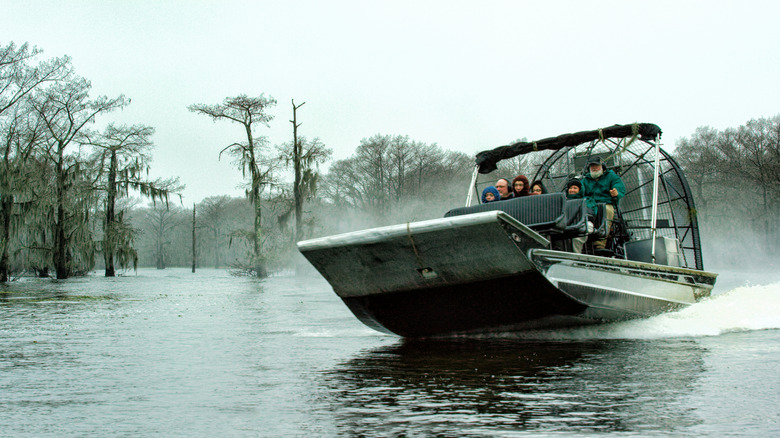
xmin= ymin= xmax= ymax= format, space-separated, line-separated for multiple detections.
xmin=325 ymin=339 xmax=706 ymax=436
xmin=1 ymin=270 xmax=778 ymax=436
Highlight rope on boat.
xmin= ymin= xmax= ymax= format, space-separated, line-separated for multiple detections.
xmin=604 ymin=123 xmax=648 ymax=169
xmin=407 ymin=222 xmax=425 ymax=268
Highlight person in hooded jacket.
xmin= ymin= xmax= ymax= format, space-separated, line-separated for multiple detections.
xmin=581 ymin=156 xmax=626 ymax=250
xmin=481 ymin=186 xmax=500 ymax=203
xmin=512 ymin=175 xmax=530 ymax=197
xmin=565 ymin=178 xmax=583 ymax=199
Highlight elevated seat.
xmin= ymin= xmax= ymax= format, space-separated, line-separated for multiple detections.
xmin=445 ymin=193 xmax=567 ymax=233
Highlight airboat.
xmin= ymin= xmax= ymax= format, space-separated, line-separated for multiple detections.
xmin=298 ymin=123 xmax=717 ymax=337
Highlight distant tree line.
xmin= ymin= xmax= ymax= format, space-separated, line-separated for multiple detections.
xmin=673 ymin=115 xmax=780 ymax=264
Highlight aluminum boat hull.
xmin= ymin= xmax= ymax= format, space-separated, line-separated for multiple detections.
xmin=298 ymin=211 xmax=716 ymax=337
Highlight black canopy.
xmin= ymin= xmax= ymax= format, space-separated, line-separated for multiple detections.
xmin=475 ymin=123 xmax=662 ymax=174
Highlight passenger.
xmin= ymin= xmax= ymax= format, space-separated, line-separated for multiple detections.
xmin=512 ymin=175 xmax=530 ymax=197
xmin=481 ymin=186 xmax=500 ymax=203
xmin=581 ymin=156 xmax=626 ymax=250
xmin=530 ymin=180 xmax=546 ymax=195
xmin=495 ymin=178 xmax=514 ymax=200
xmin=565 ymin=179 xmax=583 ymax=199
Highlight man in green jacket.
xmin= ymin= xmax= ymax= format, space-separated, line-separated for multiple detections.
xmin=581 ymin=156 xmax=626 ymax=250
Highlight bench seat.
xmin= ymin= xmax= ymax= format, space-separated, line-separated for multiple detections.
xmin=445 ymin=193 xmax=568 ymax=233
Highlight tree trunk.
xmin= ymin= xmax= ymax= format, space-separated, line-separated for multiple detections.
xmin=0 ymin=194 xmax=12 ymax=282
xmin=104 ymin=150 xmax=117 ymax=277
xmin=253 ymin=198 xmax=266 ymax=277
xmin=291 ymin=100 xmax=304 ymax=243
xmin=213 ymin=229 xmax=220 ymax=269
xmin=191 ymin=204 xmax=196 ymax=273
xmin=54 ymin=201 xmax=67 ymax=279
xmin=53 ymin=145 xmax=68 ymax=279
xmin=245 ymin=123 xmax=267 ymax=278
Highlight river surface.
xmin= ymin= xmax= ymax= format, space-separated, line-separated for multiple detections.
xmin=1 ymin=267 xmax=779 ymax=437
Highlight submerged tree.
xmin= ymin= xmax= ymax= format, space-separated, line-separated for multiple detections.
xmin=188 ymin=94 xmax=278 ymax=277
xmin=280 ymin=99 xmax=332 ymax=242
xmin=87 ymin=123 xmax=182 ymax=276
xmin=0 ymin=42 xmax=71 ymax=281
xmin=0 ymin=106 xmax=44 ymax=281
xmin=31 ymin=75 xmax=128 ymax=279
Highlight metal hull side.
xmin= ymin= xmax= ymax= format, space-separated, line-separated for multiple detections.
xmin=298 ymin=211 xmax=548 ymax=299
xmin=546 ymin=263 xmax=698 ymax=316
xmin=341 ymin=269 xmax=588 ymax=337
xmin=298 ymin=212 xmax=718 ymax=337
xmin=533 ymin=249 xmax=716 ymax=321
xmin=559 ymin=282 xmax=689 ymax=321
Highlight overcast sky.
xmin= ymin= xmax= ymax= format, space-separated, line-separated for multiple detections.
xmin=4 ymin=1 xmax=779 ymax=203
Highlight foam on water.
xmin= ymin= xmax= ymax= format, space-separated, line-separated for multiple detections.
xmin=491 ymin=282 xmax=780 ymax=341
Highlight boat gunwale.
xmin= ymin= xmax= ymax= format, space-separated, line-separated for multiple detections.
xmin=530 ymin=248 xmax=718 ymax=280
xmin=297 ymin=210 xmax=550 ymax=251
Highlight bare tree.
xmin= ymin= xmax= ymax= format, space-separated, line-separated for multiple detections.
xmin=142 ymin=204 xmax=183 ymax=270
xmin=280 ymin=100 xmax=333 ymax=242
xmin=188 ymin=94 xmax=277 ymax=277
xmin=198 ymin=195 xmax=233 ymax=268
xmin=290 ymin=100 xmax=305 ymax=242
xmin=0 ymin=42 xmax=72 ymax=116
xmin=674 ymin=126 xmax=722 ymax=211
xmin=318 ymin=136 xmax=472 ymax=227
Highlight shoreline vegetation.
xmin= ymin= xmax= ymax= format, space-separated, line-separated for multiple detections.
xmin=2 ymin=41 xmax=779 ymax=281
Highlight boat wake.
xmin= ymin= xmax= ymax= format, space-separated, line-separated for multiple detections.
xmin=489 ymin=281 xmax=780 ymax=341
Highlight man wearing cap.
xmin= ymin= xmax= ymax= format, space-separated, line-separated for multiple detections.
xmin=581 ymin=156 xmax=626 ymax=250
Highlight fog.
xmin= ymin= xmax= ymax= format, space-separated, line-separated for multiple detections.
xmin=4 ymin=1 xmax=780 ymax=203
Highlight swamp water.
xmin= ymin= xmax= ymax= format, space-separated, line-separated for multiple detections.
xmin=1 ymin=268 xmax=779 ymax=437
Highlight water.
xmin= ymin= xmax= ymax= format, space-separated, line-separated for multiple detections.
xmin=1 ymin=268 xmax=779 ymax=437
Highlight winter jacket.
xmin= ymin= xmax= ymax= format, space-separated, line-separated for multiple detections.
xmin=481 ymin=186 xmax=501 ymax=203
xmin=581 ymin=169 xmax=626 ymax=212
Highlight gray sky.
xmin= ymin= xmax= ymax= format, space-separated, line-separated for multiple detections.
xmin=4 ymin=0 xmax=780 ymax=203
